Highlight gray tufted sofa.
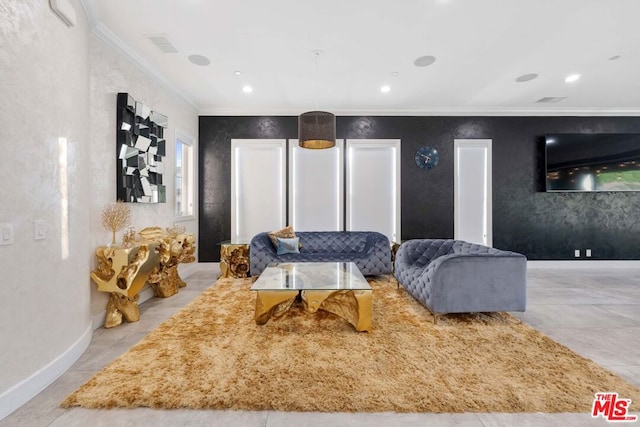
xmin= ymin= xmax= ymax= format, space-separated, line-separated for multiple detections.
xmin=394 ymin=239 xmax=526 ymax=317
xmin=250 ymin=231 xmax=392 ymax=276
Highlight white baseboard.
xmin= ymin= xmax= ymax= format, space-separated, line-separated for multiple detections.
xmin=91 ymin=308 xmax=105 ymax=331
xmin=528 ymin=260 xmax=640 ymax=269
xmin=0 ymin=322 xmax=92 ymax=421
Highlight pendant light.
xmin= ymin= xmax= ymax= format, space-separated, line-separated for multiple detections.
xmin=298 ymin=50 xmax=336 ymax=149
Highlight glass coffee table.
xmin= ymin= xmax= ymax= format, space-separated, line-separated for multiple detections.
xmin=250 ymin=262 xmax=372 ymax=332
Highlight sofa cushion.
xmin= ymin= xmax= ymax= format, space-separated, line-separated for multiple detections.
xmin=276 ymin=237 xmax=300 ymax=255
xmin=268 ymin=226 xmax=298 ymax=250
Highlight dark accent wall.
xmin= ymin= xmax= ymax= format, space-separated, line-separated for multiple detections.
xmin=199 ymin=115 xmax=640 ymax=262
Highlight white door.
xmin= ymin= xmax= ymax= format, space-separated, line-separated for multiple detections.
xmin=345 ymin=139 xmax=401 ymax=243
xmin=454 ymin=139 xmax=492 ymax=246
xmin=231 ymin=139 xmax=286 ymax=243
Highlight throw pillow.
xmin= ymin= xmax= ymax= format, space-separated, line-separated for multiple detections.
xmin=268 ymin=225 xmax=297 ymax=249
xmin=276 ymin=237 xmax=300 ymax=255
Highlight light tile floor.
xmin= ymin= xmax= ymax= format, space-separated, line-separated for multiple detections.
xmin=2 ymin=266 xmax=639 ymax=427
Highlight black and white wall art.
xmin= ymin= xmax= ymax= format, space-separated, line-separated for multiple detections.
xmin=116 ymin=92 xmax=167 ymax=203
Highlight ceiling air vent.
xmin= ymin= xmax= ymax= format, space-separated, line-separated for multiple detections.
xmin=536 ymin=97 xmax=567 ymax=103
xmin=146 ymin=34 xmax=179 ymax=53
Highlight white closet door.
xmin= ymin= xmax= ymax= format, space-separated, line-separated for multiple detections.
xmin=346 ymin=139 xmax=401 ymax=243
xmin=231 ymin=139 xmax=286 ymax=242
xmin=288 ymin=140 xmax=344 ymax=231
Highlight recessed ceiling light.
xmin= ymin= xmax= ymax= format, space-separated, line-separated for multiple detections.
xmin=234 ymin=70 xmax=242 ymax=75
xmin=414 ymin=55 xmax=436 ymax=67
xmin=242 ymin=85 xmax=253 ymax=94
xmin=515 ymin=73 xmax=538 ymax=83
xmin=380 ymin=85 xmax=391 ymax=93
xmin=609 ymin=55 xmax=621 ymax=61
xmin=564 ymin=74 xmax=581 ymax=83
xmin=392 ymin=71 xmax=399 ymax=77
xmin=188 ymin=54 xmax=210 ymax=66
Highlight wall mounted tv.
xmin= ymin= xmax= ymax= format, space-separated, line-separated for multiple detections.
xmin=545 ymin=133 xmax=640 ymax=192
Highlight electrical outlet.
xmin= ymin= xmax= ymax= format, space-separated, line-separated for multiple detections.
xmin=574 ymin=249 xmax=580 ymax=257
xmin=34 ymin=220 xmax=46 ymax=240
xmin=0 ymin=223 xmax=14 ymax=246
xmin=586 ymin=249 xmax=592 ymax=257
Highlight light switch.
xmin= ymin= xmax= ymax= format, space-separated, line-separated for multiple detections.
xmin=34 ymin=220 xmax=46 ymax=240
xmin=0 ymin=223 xmax=14 ymax=246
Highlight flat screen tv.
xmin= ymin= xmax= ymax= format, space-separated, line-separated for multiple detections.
xmin=545 ymin=133 xmax=640 ymax=192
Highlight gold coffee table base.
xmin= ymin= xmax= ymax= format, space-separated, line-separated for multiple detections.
xmin=254 ymin=290 xmax=299 ymax=325
xmin=254 ymin=289 xmax=372 ymax=332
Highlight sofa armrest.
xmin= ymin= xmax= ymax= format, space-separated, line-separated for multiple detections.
xmin=361 ymin=232 xmax=392 ymax=274
xmin=249 ymin=232 xmax=279 ymax=276
xmin=425 ymin=252 xmax=527 ymax=313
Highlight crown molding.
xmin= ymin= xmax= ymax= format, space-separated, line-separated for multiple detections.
xmin=198 ymin=106 xmax=640 ymax=117
xmin=78 ymin=0 xmax=198 ymax=112
xmin=77 ymin=0 xmax=95 ymax=28
xmin=89 ymin=22 xmax=198 ymax=112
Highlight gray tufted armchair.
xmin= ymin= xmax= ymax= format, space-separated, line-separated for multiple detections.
xmin=394 ymin=239 xmax=527 ymax=319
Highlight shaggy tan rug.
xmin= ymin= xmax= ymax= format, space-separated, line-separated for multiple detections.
xmin=62 ymin=276 xmax=640 ymax=413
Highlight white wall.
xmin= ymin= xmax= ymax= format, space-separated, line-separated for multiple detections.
xmin=0 ymin=0 xmax=92 ymax=416
xmin=88 ymin=34 xmax=199 ymax=317
xmin=0 ymin=0 xmax=199 ymax=418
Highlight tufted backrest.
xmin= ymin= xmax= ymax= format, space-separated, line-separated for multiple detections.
xmin=397 ymin=239 xmax=456 ymax=268
xmin=298 ymin=231 xmax=379 ymax=253
xmin=249 ymin=231 xmax=391 ymax=276
xmin=396 ymin=239 xmax=525 ymax=272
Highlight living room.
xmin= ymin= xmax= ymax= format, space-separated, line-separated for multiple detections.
xmin=1 ymin=0 xmax=639 ymax=425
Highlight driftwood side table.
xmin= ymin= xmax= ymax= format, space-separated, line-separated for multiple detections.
xmin=218 ymin=241 xmax=249 ymax=278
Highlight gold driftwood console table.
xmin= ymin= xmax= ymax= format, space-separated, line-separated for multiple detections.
xmin=90 ymin=230 xmax=196 ymax=328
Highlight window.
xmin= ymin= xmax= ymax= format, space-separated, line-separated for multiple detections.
xmin=175 ymin=132 xmax=194 ymax=218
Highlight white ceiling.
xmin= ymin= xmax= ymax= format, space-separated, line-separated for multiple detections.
xmin=83 ymin=0 xmax=640 ymax=115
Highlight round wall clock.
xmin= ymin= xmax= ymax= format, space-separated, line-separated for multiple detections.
xmin=415 ymin=146 xmax=439 ymax=170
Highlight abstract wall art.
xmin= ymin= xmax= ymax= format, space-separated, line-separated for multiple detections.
xmin=116 ymin=93 xmax=167 ymax=203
